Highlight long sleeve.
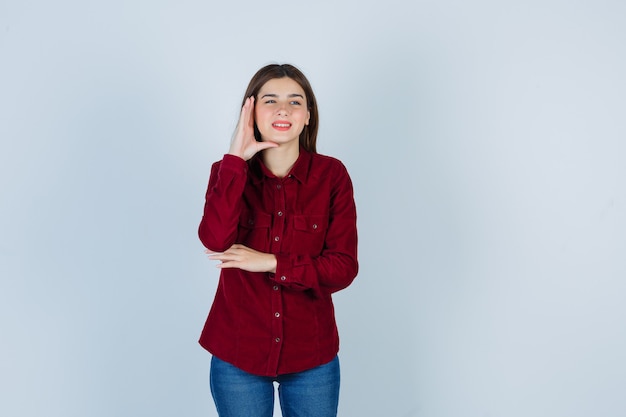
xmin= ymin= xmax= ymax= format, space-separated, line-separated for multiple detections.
xmin=198 ymin=154 xmax=249 ymax=252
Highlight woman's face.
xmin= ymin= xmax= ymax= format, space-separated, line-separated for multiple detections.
xmin=254 ymin=77 xmax=310 ymax=147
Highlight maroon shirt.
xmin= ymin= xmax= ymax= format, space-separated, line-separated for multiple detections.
xmin=198 ymin=149 xmax=358 ymax=376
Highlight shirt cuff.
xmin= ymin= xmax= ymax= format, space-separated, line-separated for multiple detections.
xmin=270 ymin=253 xmax=293 ymax=285
xmin=221 ymin=154 xmax=248 ymax=174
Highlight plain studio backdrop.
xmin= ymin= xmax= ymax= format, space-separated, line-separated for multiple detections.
xmin=1 ymin=1 xmax=625 ymax=416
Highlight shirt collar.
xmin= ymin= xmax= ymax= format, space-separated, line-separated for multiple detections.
xmin=250 ymin=147 xmax=312 ymax=185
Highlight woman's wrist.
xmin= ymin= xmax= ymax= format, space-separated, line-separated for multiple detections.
xmin=267 ymin=254 xmax=277 ymax=274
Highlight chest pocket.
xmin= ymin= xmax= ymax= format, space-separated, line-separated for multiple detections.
xmin=292 ymin=214 xmax=328 ymax=255
xmin=238 ymin=211 xmax=272 ymax=252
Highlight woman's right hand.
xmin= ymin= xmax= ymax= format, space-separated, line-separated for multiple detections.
xmin=228 ymin=96 xmax=278 ymax=160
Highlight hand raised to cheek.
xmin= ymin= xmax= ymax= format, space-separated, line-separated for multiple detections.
xmin=228 ymin=96 xmax=278 ymax=161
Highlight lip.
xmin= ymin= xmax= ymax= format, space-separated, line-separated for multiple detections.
xmin=272 ymin=120 xmax=292 ymax=131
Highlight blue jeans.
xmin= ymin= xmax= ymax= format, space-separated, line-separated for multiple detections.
xmin=210 ymin=356 xmax=340 ymax=417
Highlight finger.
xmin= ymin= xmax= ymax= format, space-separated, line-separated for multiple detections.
xmin=240 ymin=97 xmax=253 ymax=129
xmin=216 ymin=262 xmax=240 ymax=269
xmin=210 ymin=247 xmax=249 ymax=260
xmin=208 ymin=249 xmax=232 ymax=259
xmin=235 ymin=98 xmax=250 ymax=131
xmin=246 ymin=96 xmax=255 ymax=130
xmin=206 ymin=250 xmax=228 ymax=258
xmin=209 ymin=252 xmax=238 ymax=259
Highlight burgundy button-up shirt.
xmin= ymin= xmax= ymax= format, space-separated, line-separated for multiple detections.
xmin=198 ymin=149 xmax=358 ymax=376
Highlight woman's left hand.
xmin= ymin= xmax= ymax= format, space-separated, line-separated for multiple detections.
xmin=206 ymin=244 xmax=277 ymax=273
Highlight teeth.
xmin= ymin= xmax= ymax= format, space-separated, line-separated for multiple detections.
xmin=273 ymin=123 xmax=290 ymax=127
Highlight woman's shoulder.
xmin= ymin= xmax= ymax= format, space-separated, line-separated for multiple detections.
xmin=306 ymin=152 xmax=353 ymax=186
xmin=309 ymin=152 xmax=348 ymax=172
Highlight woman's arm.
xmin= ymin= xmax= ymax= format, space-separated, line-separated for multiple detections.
xmin=198 ymin=156 xmax=248 ymax=252
xmin=199 ymin=97 xmax=279 ymax=251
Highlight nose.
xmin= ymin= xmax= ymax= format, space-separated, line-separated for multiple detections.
xmin=277 ymin=103 xmax=289 ymax=116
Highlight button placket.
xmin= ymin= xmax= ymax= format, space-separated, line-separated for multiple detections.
xmin=269 ymin=179 xmax=286 ymax=361
xmin=270 ymin=179 xmax=286 ymax=252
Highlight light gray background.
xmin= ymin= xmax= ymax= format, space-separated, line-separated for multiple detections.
xmin=1 ymin=1 xmax=625 ymax=416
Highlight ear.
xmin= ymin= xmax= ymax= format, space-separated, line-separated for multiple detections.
xmin=305 ymin=109 xmax=310 ymax=126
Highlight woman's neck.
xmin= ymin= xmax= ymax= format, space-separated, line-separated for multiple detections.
xmin=262 ymin=142 xmax=300 ymax=178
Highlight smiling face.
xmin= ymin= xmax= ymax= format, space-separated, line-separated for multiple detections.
xmin=254 ymin=77 xmax=310 ymax=147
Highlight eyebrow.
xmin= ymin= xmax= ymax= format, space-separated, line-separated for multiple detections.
xmin=260 ymin=93 xmax=305 ymax=99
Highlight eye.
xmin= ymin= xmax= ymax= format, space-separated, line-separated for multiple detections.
xmin=290 ymin=100 xmax=302 ymax=105
xmin=264 ymin=99 xmax=276 ymax=104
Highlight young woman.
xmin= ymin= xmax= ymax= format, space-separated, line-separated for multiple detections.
xmin=198 ymin=64 xmax=358 ymax=417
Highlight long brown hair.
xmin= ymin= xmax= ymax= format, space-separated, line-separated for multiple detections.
xmin=242 ymin=64 xmax=319 ymax=153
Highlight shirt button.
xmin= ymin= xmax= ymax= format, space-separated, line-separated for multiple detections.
xmin=280 ymin=276 xmax=286 ymax=281
xmin=275 ymin=337 xmax=281 ymax=343
xmin=277 ymin=211 xmax=283 ymax=216
xmin=312 ymin=224 xmax=318 ymax=229
xmin=276 ymin=184 xmax=282 ymax=190
xmin=273 ymin=285 xmax=279 ymax=291
xmin=274 ymin=236 xmax=280 ymax=242
xmin=275 ymin=312 xmax=280 ymax=318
